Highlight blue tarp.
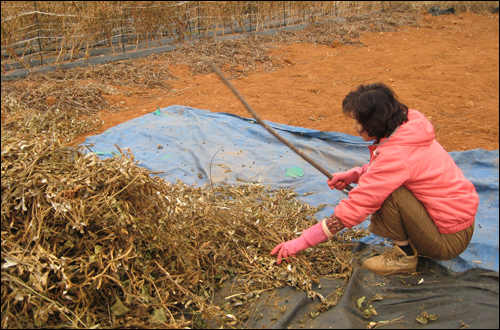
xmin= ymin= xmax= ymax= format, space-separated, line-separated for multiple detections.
xmin=84 ymin=105 xmax=499 ymax=273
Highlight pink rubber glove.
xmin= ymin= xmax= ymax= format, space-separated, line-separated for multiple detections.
xmin=327 ymin=166 xmax=364 ymax=190
xmin=271 ymin=222 xmax=327 ymax=265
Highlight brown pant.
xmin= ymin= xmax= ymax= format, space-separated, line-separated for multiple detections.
xmin=369 ymin=186 xmax=474 ymax=260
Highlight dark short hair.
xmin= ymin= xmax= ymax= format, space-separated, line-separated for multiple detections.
xmin=342 ymin=83 xmax=408 ymax=140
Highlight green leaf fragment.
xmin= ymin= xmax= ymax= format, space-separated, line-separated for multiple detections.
xmin=63 ymin=239 xmax=74 ymax=249
xmin=357 ymin=296 xmax=366 ymax=309
xmin=363 ymin=307 xmax=378 ymax=319
xmin=149 ymin=307 xmax=167 ymax=324
xmin=141 ymin=285 xmax=150 ymax=303
xmin=416 ymin=311 xmax=438 ymax=324
xmin=416 ymin=315 xmax=428 ymax=324
xmin=195 ymin=317 xmax=208 ymax=328
xmin=111 ymin=297 xmax=130 ymax=316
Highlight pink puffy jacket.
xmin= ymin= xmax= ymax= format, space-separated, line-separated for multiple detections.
xmin=334 ymin=109 xmax=479 ymax=234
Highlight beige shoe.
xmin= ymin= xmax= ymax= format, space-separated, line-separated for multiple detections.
xmin=362 ymin=245 xmax=418 ymax=275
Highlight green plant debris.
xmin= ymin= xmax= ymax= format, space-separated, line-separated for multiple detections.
xmin=149 ymin=308 xmax=167 ymax=324
xmin=357 ymin=296 xmax=366 ymax=310
xmin=111 ymin=297 xmax=130 ymax=317
xmin=363 ymin=307 xmax=378 ymax=319
xmin=416 ymin=311 xmax=438 ymax=324
xmin=357 ymin=294 xmax=384 ymax=319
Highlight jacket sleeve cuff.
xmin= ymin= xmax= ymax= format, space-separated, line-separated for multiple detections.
xmin=321 ymin=214 xmax=346 ymax=238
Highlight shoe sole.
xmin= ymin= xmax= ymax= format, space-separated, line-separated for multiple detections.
xmin=362 ymin=266 xmax=416 ymax=276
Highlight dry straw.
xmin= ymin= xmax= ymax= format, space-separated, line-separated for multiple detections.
xmin=1 ymin=134 xmax=368 ymax=328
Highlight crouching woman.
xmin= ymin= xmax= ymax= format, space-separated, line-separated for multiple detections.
xmin=271 ymin=83 xmax=479 ymax=275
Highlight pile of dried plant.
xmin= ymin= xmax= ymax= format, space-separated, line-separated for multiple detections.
xmin=4 ymin=58 xmax=174 ymax=90
xmin=155 ymin=35 xmax=280 ymax=79
xmin=0 ymin=57 xmax=176 ymax=141
xmin=1 ymin=134 xmax=367 ymax=328
xmin=274 ymin=10 xmax=420 ymax=46
xmin=1 ymin=84 xmax=107 ymax=143
xmin=25 ymin=59 xmax=174 ymax=89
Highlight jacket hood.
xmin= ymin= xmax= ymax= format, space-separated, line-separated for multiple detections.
xmin=375 ymin=109 xmax=435 ymax=148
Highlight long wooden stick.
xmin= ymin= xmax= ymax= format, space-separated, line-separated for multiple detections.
xmin=205 ymin=60 xmax=353 ymax=192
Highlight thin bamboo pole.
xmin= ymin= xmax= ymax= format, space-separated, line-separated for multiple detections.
xmin=206 ymin=60 xmax=353 ymax=192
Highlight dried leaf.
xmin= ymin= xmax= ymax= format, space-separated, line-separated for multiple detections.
xmin=363 ymin=307 xmax=377 ymax=319
xmin=416 ymin=311 xmax=438 ymax=324
xmin=149 ymin=308 xmax=167 ymax=324
xmin=357 ymin=296 xmax=366 ymax=310
xmin=111 ymin=297 xmax=129 ymax=316
xmin=416 ymin=315 xmax=429 ymax=324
